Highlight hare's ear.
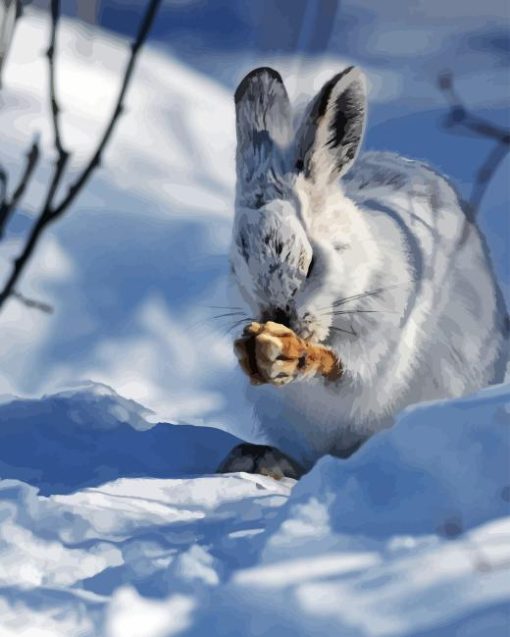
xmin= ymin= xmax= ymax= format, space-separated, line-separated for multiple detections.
xmin=296 ymin=66 xmax=366 ymax=185
xmin=235 ymin=67 xmax=292 ymax=201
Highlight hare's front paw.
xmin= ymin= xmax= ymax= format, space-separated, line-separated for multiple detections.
xmin=242 ymin=321 xmax=307 ymax=386
xmin=234 ymin=321 xmax=341 ymax=386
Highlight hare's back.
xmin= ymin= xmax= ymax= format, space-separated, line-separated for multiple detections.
xmin=343 ymin=150 xmax=472 ymax=246
xmin=345 ymin=151 xmax=507 ymax=387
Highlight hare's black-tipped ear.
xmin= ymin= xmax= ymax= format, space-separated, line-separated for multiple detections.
xmin=235 ymin=68 xmax=292 ymax=204
xmin=296 ymin=66 xmax=366 ymax=184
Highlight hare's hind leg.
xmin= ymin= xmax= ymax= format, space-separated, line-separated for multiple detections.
xmin=217 ymin=443 xmax=305 ymax=480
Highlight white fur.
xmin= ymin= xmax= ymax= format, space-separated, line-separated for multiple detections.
xmin=230 ymin=67 xmax=508 ymax=466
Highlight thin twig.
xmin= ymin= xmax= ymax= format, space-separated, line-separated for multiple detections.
xmin=0 ymin=0 xmax=162 ymax=312
xmin=0 ymin=166 xmax=7 ymax=206
xmin=11 ymin=290 xmax=53 ymax=313
xmin=438 ymin=70 xmax=510 ymax=216
xmin=0 ymin=0 xmax=68 ymax=309
xmin=0 ymin=140 xmax=41 ymax=238
xmin=470 ymin=140 xmax=509 ymax=212
xmin=50 ymin=0 xmax=162 ymax=220
xmin=0 ymin=170 xmax=63 ymax=310
xmin=47 ymin=0 xmax=68 ymax=162
xmin=438 ymin=72 xmax=510 ymax=144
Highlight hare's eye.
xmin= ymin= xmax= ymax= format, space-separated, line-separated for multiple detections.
xmin=306 ymin=256 xmax=315 ymax=279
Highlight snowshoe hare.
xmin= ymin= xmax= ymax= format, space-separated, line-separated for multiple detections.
xmin=218 ymin=66 xmax=508 ymax=478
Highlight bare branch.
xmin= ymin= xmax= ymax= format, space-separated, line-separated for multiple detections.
xmin=0 ymin=0 xmax=162 ymax=312
xmin=470 ymin=140 xmax=509 ymax=212
xmin=0 ymin=165 xmax=7 ymax=207
xmin=438 ymin=72 xmax=510 ymax=144
xmin=438 ymin=70 xmax=510 ymax=216
xmin=0 ymin=139 xmax=40 ymax=238
xmin=50 ymin=0 xmax=162 ymax=220
xmin=47 ymin=0 xmax=68 ymax=161
xmin=0 ymin=206 xmax=52 ymax=309
xmin=0 ymin=0 xmax=68 ymax=309
xmin=11 ymin=290 xmax=53 ymax=314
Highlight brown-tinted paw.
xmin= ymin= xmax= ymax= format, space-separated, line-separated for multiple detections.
xmin=234 ymin=321 xmax=341 ymax=385
xmin=217 ymin=443 xmax=305 ymax=480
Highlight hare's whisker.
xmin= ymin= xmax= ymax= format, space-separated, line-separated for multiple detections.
xmin=329 ymin=325 xmax=357 ymax=337
xmin=316 ymin=283 xmax=406 ymax=313
xmin=209 ymin=312 xmax=248 ymax=321
xmin=203 ymin=305 xmax=245 ymax=310
xmin=331 ymin=287 xmax=391 ymax=308
xmin=320 ymin=309 xmax=399 ymax=317
xmin=223 ymin=318 xmax=253 ymax=336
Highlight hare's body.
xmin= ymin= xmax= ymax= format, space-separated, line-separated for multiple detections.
xmin=246 ymin=151 xmax=507 ymax=464
xmin=223 ymin=66 xmax=507 ymax=471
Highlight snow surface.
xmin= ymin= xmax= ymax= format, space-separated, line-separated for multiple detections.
xmin=0 ymin=5 xmax=509 ymax=636
xmin=0 ymin=382 xmax=241 ymax=495
xmin=0 ymin=382 xmax=508 ymax=636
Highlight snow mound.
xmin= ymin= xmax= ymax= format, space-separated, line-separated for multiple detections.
xmin=0 ymin=382 xmax=241 ymax=495
xmin=182 ymin=383 xmax=510 ymax=637
xmin=275 ymin=383 xmax=510 ymax=543
xmin=0 ymin=383 xmax=508 ymax=636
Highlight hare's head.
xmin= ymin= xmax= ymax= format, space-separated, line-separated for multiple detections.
xmin=231 ymin=66 xmax=371 ymax=343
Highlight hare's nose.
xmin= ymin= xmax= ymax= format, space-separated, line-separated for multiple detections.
xmin=270 ymin=307 xmax=291 ymax=328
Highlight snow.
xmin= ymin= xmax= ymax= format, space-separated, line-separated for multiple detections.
xmin=0 ymin=385 xmax=294 ymax=635
xmin=178 ymin=384 xmax=510 ymax=637
xmin=0 ymin=382 xmax=241 ymax=495
xmin=0 ymin=382 xmax=508 ymax=635
xmin=105 ymin=590 xmax=195 ymax=637
xmin=0 ymin=4 xmax=508 ymax=636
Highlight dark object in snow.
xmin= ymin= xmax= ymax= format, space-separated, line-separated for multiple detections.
xmin=217 ymin=442 xmax=305 ymax=480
